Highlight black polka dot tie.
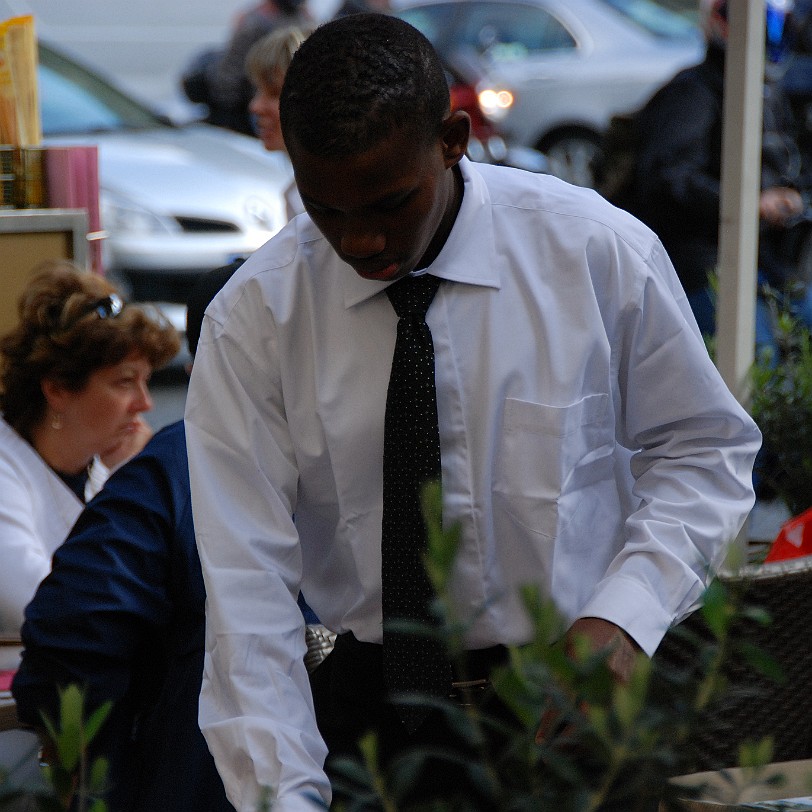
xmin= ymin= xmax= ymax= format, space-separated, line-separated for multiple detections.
xmin=382 ymin=272 xmax=452 ymax=733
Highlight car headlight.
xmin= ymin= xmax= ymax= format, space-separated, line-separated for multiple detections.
xmin=101 ymin=190 xmax=179 ymax=236
xmin=478 ymin=87 xmax=515 ymax=122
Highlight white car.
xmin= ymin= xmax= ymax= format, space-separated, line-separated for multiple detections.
xmin=393 ymin=0 xmax=704 ymax=186
xmin=39 ymin=42 xmax=291 ymax=305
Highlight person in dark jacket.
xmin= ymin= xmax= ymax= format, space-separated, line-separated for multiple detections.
xmin=10 ymin=268 xmax=239 ymax=812
xmin=632 ymin=0 xmax=810 ymax=354
xmin=203 ymin=0 xmax=310 ymax=135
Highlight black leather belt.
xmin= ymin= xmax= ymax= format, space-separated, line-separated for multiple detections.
xmin=449 ymin=644 xmax=508 ymax=707
xmin=331 ymin=633 xmax=508 ymax=707
xmin=448 ymin=678 xmax=492 ymax=707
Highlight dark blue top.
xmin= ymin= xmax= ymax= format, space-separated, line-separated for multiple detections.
xmin=12 ymin=421 xmax=234 ymax=812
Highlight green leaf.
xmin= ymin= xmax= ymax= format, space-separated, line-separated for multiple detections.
xmin=59 ymin=684 xmax=83 ymax=734
xmin=738 ymin=736 xmax=774 ymax=769
xmin=700 ymin=580 xmax=730 ymax=640
xmin=85 ymin=701 xmax=113 ymax=744
xmin=89 ymin=755 xmax=109 ymax=793
xmin=39 ymin=713 xmax=59 ymax=746
xmin=611 ymin=658 xmax=650 ymax=731
xmin=738 ymin=641 xmax=785 ymax=683
xmin=421 ymin=479 xmax=461 ymax=596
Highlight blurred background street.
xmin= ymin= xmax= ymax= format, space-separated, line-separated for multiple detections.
xmin=148 ymin=367 xmax=188 ymax=432
xmin=0 ymin=0 xmax=342 ymax=119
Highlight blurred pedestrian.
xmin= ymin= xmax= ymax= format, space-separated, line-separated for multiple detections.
xmin=11 ymin=266 xmax=236 ymax=812
xmin=632 ymin=0 xmax=810 ymax=357
xmin=0 ymin=262 xmax=179 ymax=661
xmin=13 ymin=254 xmax=332 ymax=809
xmin=205 ymin=0 xmax=310 ymax=135
xmin=245 ymin=24 xmax=312 ymax=218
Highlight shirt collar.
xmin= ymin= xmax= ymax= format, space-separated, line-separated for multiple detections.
xmin=341 ymin=157 xmax=500 ymax=309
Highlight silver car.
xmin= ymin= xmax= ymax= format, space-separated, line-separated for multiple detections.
xmin=39 ymin=42 xmax=291 ymax=304
xmin=393 ymin=0 xmax=704 ymax=186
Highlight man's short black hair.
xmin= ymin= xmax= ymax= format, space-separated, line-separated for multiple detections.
xmin=280 ymin=13 xmax=450 ymax=157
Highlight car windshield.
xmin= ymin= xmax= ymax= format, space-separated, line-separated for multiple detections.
xmin=398 ymin=3 xmax=575 ymax=62
xmin=599 ymin=0 xmax=698 ymax=40
xmin=39 ymin=44 xmax=164 ymax=136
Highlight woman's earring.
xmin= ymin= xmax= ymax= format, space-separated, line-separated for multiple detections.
xmin=51 ymin=413 xmax=63 ymax=430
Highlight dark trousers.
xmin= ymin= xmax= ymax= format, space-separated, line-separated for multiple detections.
xmin=309 ymin=632 xmax=512 ymax=808
xmin=309 ymin=632 xmax=661 ymax=811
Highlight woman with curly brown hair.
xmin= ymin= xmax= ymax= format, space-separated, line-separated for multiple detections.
xmin=0 ymin=262 xmax=179 ymax=648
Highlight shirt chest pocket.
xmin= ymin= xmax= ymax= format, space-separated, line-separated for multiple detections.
xmin=493 ymin=394 xmax=614 ymax=539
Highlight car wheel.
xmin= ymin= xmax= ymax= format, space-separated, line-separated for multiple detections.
xmin=540 ymin=130 xmax=603 ymax=188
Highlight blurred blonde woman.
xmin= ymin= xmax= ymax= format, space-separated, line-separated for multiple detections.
xmin=246 ymin=24 xmax=313 ymax=218
xmin=0 ymin=263 xmax=179 ymax=649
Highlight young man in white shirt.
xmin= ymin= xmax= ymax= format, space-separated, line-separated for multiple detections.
xmin=185 ymin=13 xmax=761 ymax=812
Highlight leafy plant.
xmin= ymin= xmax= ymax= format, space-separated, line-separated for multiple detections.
xmin=4 ymin=493 xmax=793 ymax=812
xmin=324 ymin=482 xmax=783 ymax=812
xmin=751 ymin=291 xmax=812 ymax=516
xmin=38 ymin=685 xmax=111 ymax=812
xmin=0 ymin=685 xmax=111 ymax=812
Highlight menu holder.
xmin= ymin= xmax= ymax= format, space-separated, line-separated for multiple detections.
xmin=0 ymin=144 xmax=44 ymax=208
xmin=44 ymin=145 xmax=104 ymax=274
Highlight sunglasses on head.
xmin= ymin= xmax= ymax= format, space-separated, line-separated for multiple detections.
xmin=59 ymin=293 xmax=125 ymax=333
xmin=89 ymin=294 xmax=124 ymax=320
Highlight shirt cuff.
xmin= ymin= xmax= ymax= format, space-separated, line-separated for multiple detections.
xmin=575 ymin=574 xmax=678 ymax=657
xmin=271 ymin=792 xmax=330 ymax=812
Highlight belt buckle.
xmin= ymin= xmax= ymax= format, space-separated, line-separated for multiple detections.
xmin=449 ymin=678 xmax=492 ymax=708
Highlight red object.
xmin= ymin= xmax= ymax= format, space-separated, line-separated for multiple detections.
xmin=765 ymin=505 xmax=812 ymax=562
xmin=0 ymin=670 xmax=15 ymax=691
xmin=449 ymin=80 xmax=497 ymax=142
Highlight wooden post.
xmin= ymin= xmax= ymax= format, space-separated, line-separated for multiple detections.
xmin=715 ymin=0 xmax=764 ymax=405
xmin=715 ymin=0 xmax=765 ymax=552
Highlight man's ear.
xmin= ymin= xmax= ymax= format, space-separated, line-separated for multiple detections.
xmin=441 ymin=109 xmax=470 ymax=168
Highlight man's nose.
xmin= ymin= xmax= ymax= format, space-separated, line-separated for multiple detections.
xmin=340 ymin=230 xmax=386 ymax=258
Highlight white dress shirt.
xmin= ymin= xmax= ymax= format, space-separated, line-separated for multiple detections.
xmin=0 ymin=416 xmax=107 ymax=665
xmin=185 ymin=158 xmax=761 ymax=812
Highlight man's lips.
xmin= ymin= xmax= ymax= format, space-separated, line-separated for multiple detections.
xmin=354 ymin=261 xmax=400 ymax=281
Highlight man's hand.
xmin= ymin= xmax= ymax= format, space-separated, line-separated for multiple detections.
xmin=535 ymin=617 xmax=642 ymax=744
xmin=759 ymin=186 xmax=803 ymax=227
xmin=565 ymin=617 xmax=640 ymax=684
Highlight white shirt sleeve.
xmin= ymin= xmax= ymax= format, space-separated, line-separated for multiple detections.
xmin=185 ymin=303 xmax=330 ymax=812
xmin=0 ymin=463 xmax=52 ymax=635
xmin=576 ymin=236 xmax=761 ymax=651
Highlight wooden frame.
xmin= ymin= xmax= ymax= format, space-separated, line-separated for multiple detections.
xmin=0 ymin=207 xmax=89 ymax=336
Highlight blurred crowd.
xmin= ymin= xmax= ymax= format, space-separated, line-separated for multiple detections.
xmin=181 ymin=0 xmax=391 ymax=136
xmin=188 ymin=0 xmax=812 ymax=364
xmin=598 ymin=0 xmax=812 ymax=362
